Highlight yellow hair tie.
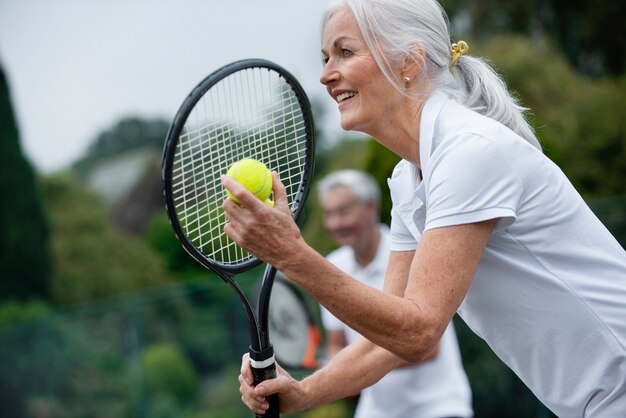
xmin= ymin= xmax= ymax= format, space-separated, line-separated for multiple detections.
xmin=450 ymin=40 xmax=469 ymax=68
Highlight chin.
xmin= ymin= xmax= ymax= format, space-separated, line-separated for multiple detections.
xmin=339 ymin=116 xmax=354 ymax=131
xmin=336 ymin=237 xmax=356 ymax=248
xmin=339 ymin=111 xmax=370 ymax=134
xmin=339 ymin=116 xmax=363 ymax=133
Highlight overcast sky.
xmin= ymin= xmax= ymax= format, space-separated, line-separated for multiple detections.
xmin=0 ymin=0 xmax=343 ymax=173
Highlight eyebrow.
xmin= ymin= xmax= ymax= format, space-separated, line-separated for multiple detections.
xmin=321 ymin=35 xmax=355 ymax=55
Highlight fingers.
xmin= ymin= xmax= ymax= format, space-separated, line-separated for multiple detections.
xmin=240 ymin=353 xmax=253 ymax=384
xmin=238 ymin=353 xmax=272 ymax=415
xmin=221 ymin=175 xmax=265 ymax=210
xmin=238 ymin=373 xmax=270 ymax=414
xmin=221 ymin=171 xmax=288 ymax=212
xmin=271 ymin=171 xmax=290 ymax=211
xmin=221 ymin=171 xmax=301 ymax=266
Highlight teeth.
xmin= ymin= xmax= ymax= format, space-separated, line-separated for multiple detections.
xmin=337 ymin=92 xmax=356 ymax=102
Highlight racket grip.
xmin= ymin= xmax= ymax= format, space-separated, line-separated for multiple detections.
xmin=249 ymin=345 xmax=280 ymax=418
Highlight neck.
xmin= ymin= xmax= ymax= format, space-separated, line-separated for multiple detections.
xmin=366 ymin=94 xmax=426 ymax=166
xmin=353 ymin=226 xmax=381 ymax=267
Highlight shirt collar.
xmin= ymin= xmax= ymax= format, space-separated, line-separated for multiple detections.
xmin=419 ymin=90 xmax=449 ymax=174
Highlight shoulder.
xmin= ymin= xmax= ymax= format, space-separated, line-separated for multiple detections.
xmin=425 ymin=98 xmax=527 ymax=179
xmin=419 ymin=91 xmax=526 ymax=174
xmin=443 ymin=113 xmax=501 ymax=144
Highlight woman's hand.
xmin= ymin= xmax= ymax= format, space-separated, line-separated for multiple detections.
xmin=239 ymin=353 xmax=309 ymax=414
xmin=221 ymin=171 xmax=305 ymax=269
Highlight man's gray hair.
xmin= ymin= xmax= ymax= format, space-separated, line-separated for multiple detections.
xmin=317 ymin=169 xmax=381 ymax=206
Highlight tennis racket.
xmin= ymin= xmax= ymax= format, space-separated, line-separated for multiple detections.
xmin=266 ymin=273 xmax=322 ymax=370
xmin=162 ymin=58 xmax=315 ymax=417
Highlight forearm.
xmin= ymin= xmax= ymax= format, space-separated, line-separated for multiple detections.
xmin=300 ymin=338 xmax=402 ymax=409
xmin=280 ymin=245 xmax=438 ymax=362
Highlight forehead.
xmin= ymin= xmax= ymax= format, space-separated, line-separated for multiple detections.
xmin=320 ymin=185 xmax=359 ymax=208
xmin=322 ymin=7 xmax=362 ymax=48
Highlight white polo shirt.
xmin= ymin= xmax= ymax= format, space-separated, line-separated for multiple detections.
xmin=321 ymin=225 xmax=473 ymax=418
xmin=388 ymin=90 xmax=626 ymax=417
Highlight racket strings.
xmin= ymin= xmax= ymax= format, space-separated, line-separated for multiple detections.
xmin=171 ymin=67 xmax=309 ymax=265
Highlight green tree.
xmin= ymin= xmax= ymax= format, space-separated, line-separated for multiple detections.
xmin=443 ymin=0 xmax=626 ymax=76
xmin=73 ymin=117 xmax=169 ymax=176
xmin=40 ymin=173 xmax=172 ymax=304
xmin=0 ymin=63 xmax=52 ymax=302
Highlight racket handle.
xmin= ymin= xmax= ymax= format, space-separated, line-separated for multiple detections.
xmin=249 ymin=345 xmax=280 ymax=418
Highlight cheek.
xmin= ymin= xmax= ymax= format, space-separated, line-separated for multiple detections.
xmin=323 ymin=216 xmax=336 ymax=231
xmin=342 ymin=215 xmax=363 ymax=231
xmin=360 ymin=76 xmax=398 ymax=112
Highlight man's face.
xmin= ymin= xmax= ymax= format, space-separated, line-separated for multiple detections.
xmin=320 ymin=185 xmax=376 ymax=248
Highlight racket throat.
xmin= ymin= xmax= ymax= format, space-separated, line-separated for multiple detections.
xmin=257 ymin=264 xmax=278 ymax=348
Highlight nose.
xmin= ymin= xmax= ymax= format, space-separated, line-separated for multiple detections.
xmin=319 ymin=61 xmax=339 ymax=87
xmin=323 ymin=211 xmax=342 ymax=232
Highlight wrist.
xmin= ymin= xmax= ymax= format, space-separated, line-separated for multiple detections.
xmin=276 ymin=238 xmax=319 ymax=278
xmin=299 ymin=373 xmax=323 ymax=410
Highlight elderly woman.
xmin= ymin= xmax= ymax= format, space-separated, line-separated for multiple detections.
xmin=222 ymin=0 xmax=626 ymax=416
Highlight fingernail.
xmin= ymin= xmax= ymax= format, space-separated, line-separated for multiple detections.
xmin=245 ymin=377 xmax=251 ymax=385
xmin=256 ymin=385 xmax=266 ymax=395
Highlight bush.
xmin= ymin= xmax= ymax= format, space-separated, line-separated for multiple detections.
xmin=0 ymin=300 xmax=50 ymax=328
xmin=142 ymin=343 xmax=199 ymax=404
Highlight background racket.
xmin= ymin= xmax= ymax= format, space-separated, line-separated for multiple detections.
xmin=266 ymin=273 xmax=322 ymax=370
xmin=162 ymin=58 xmax=315 ymax=417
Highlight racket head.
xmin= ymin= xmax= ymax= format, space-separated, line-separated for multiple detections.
xmin=162 ymin=59 xmax=315 ymax=275
xmin=267 ymin=273 xmax=322 ymax=370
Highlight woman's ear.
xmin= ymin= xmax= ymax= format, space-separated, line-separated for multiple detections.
xmin=401 ymin=42 xmax=427 ymax=82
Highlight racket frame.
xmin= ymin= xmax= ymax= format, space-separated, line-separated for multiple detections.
xmin=162 ymin=58 xmax=315 ymax=417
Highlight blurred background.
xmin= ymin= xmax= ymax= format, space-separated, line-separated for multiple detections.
xmin=1 ymin=0 xmax=624 ymax=417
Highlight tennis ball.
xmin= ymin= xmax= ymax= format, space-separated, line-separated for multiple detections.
xmin=226 ymin=158 xmax=274 ymax=207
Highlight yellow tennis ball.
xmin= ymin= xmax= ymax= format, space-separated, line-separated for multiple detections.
xmin=226 ymin=158 xmax=273 ymax=206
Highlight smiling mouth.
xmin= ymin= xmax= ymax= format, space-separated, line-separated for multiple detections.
xmin=336 ymin=91 xmax=357 ymax=103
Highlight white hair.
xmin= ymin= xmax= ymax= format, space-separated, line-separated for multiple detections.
xmin=322 ymin=0 xmax=541 ymax=150
xmin=317 ymin=169 xmax=381 ymax=207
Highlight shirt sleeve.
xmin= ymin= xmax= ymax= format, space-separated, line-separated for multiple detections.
xmin=389 ymin=205 xmax=418 ymax=251
xmin=424 ymin=134 xmax=523 ymax=232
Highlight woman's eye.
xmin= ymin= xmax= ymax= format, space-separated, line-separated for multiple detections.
xmin=341 ymin=49 xmax=353 ymax=58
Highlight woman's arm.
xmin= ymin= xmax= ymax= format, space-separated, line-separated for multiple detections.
xmin=239 ymin=249 xmax=446 ymax=414
xmin=223 ymin=173 xmax=496 ymax=361
xmin=239 ymin=250 xmax=415 ymax=414
xmin=239 ymin=335 xmax=404 ymax=414
xmin=324 ymin=329 xmax=348 ymax=360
